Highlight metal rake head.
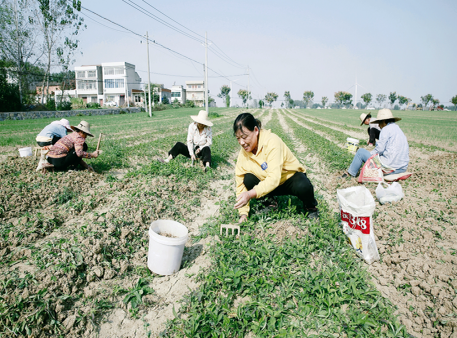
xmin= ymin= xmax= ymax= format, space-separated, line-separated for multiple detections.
xmin=220 ymin=224 xmax=240 ymax=236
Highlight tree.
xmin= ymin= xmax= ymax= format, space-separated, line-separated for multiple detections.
xmin=388 ymin=92 xmax=397 ymax=108
xmin=420 ymin=94 xmax=433 ymax=111
xmin=398 ymin=95 xmax=408 ymax=109
xmin=237 ymin=89 xmax=251 ymax=108
xmin=376 ymin=94 xmax=387 ymax=108
xmin=321 ymin=96 xmax=328 ymax=108
xmin=431 ymin=98 xmax=439 ymax=110
xmin=451 ymin=95 xmax=457 ymax=111
xmin=303 ymin=91 xmax=314 ymax=108
xmin=361 ymin=93 xmax=372 ymax=109
xmin=217 ymin=85 xmax=231 ymax=108
xmin=0 ymin=60 xmax=21 ymax=111
xmin=334 ymin=91 xmax=352 ymax=108
xmin=34 ymin=0 xmax=85 ymax=104
xmin=258 ymin=99 xmax=264 ymax=108
xmin=284 ymin=91 xmax=291 ymax=108
xmin=264 ymin=92 xmax=278 ymax=107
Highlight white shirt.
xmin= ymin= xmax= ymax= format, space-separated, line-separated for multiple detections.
xmin=370 ymin=122 xmax=409 ymax=170
xmin=187 ymin=122 xmax=212 ymax=156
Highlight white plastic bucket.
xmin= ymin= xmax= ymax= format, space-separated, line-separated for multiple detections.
xmin=147 ymin=220 xmax=188 ymax=275
xmin=346 ymin=138 xmax=359 ymax=153
xmin=18 ymin=147 xmax=32 ymax=157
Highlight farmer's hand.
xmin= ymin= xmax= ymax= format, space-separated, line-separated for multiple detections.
xmin=234 ymin=189 xmax=257 ymax=209
xmin=91 ymin=151 xmax=99 ymax=158
xmin=191 ymin=154 xmax=196 ymax=161
xmin=238 ymin=214 xmax=248 ymax=223
xmin=195 ymin=148 xmax=201 ymax=155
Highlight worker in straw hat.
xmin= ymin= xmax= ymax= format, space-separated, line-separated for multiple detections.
xmin=343 ymin=109 xmax=409 ymax=178
xmin=36 ymin=118 xmax=73 ymax=147
xmin=47 ymin=121 xmax=100 ymax=172
xmin=359 ymin=113 xmax=381 ymax=146
xmin=159 ymin=110 xmax=213 ymax=171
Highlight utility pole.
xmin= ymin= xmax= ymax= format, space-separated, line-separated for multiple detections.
xmin=146 ymin=31 xmax=152 ymax=117
xmin=205 ymin=32 xmax=209 ymax=113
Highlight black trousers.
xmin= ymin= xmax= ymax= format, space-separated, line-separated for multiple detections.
xmin=367 ymin=127 xmax=380 ymax=145
xmin=169 ymin=142 xmax=211 ymax=166
xmin=37 ymin=136 xmax=61 ymax=147
xmin=48 ymin=143 xmax=88 ymax=170
xmin=244 ymin=172 xmax=318 ymax=210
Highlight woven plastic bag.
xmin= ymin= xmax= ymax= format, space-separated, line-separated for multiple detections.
xmin=375 ymin=182 xmax=404 ymax=204
xmin=337 ymin=186 xmax=380 ymax=264
xmin=358 ymin=154 xmax=395 ymax=183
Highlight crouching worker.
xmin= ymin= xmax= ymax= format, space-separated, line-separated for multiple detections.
xmin=360 ymin=113 xmax=381 ymax=146
xmin=159 ymin=110 xmax=213 ymax=171
xmin=36 ymin=118 xmax=73 ymax=147
xmin=233 ymin=113 xmax=318 ymax=223
xmin=47 ymin=121 xmax=99 ymax=172
xmin=343 ymin=109 xmax=409 ymax=178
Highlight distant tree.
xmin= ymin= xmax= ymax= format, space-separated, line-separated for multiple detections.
xmin=217 ymin=85 xmax=231 ymax=108
xmin=237 ymin=89 xmax=251 ymax=108
xmin=376 ymin=94 xmax=387 ymax=108
xmin=284 ymin=91 xmax=291 ymax=108
xmin=321 ymin=96 xmax=328 ymax=108
xmin=162 ymin=96 xmax=170 ymax=105
xmin=303 ymin=91 xmax=314 ymax=108
xmin=258 ymin=99 xmax=264 ymax=108
xmin=451 ymin=95 xmax=457 ymax=111
xmin=421 ymin=94 xmax=433 ymax=111
xmin=361 ymin=93 xmax=372 ymax=108
xmin=334 ymin=91 xmax=352 ymax=108
xmin=289 ymin=98 xmax=294 ymax=108
xmin=0 ymin=61 xmax=21 ymax=111
xmin=264 ymin=92 xmax=278 ymax=107
xmin=388 ymin=92 xmax=397 ymax=108
xmin=431 ymin=98 xmax=440 ymax=110
xmin=398 ymin=95 xmax=408 ymax=109
xmin=281 ymin=102 xmax=284 ymax=108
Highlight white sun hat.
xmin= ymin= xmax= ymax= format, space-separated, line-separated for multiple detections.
xmin=191 ymin=110 xmax=213 ymax=127
xmin=359 ymin=113 xmax=372 ymax=126
xmin=372 ymin=109 xmax=401 ymax=123
xmin=71 ymin=121 xmax=94 ymax=137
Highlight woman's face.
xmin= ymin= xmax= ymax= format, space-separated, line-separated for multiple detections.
xmin=364 ymin=118 xmax=371 ymax=125
xmin=197 ymin=123 xmax=205 ymax=130
xmin=378 ymin=121 xmax=387 ymax=129
xmin=235 ymin=126 xmax=259 ymax=153
xmin=78 ymin=130 xmax=87 ymax=139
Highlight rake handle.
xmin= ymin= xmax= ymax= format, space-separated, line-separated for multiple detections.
xmin=96 ymin=133 xmax=103 ymax=152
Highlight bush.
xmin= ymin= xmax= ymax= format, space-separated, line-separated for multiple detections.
xmin=45 ymin=98 xmax=56 ymax=111
xmin=86 ymin=102 xmax=100 ymax=109
xmin=119 ymin=110 xmax=127 ymax=114
xmin=184 ymin=100 xmax=195 ymax=108
xmin=57 ymin=101 xmax=72 ymax=111
xmin=71 ymin=98 xmax=85 ymax=109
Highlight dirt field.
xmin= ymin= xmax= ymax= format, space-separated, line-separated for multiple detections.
xmin=1 ymin=108 xmax=456 ymax=337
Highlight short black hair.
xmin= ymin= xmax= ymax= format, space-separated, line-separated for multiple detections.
xmin=233 ymin=113 xmax=262 ymax=135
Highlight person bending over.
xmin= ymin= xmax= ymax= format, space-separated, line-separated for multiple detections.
xmin=359 ymin=113 xmax=381 ymax=146
xmin=233 ymin=113 xmax=318 ymax=222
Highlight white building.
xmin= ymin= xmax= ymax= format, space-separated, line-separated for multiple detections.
xmin=171 ymin=84 xmax=186 ymax=104
xmin=185 ymin=80 xmax=205 ymax=107
xmin=55 ymin=62 xmax=143 ymax=107
xmin=153 ymin=84 xmax=172 ymax=104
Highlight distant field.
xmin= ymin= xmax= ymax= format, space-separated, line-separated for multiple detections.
xmin=294 ymin=108 xmax=457 ymax=149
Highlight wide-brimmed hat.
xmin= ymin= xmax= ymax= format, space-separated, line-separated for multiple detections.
xmin=372 ymin=109 xmax=401 ymax=123
xmin=359 ymin=113 xmax=372 ymax=126
xmin=191 ymin=110 xmax=213 ymax=127
xmin=71 ymin=121 xmax=94 ymax=137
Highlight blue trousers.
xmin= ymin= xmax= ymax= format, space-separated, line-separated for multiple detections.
xmin=348 ymin=149 xmax=407 ymax=177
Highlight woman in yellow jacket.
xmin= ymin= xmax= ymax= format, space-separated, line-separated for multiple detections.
xmin=233 ymin=113 xmax=318 ymax=223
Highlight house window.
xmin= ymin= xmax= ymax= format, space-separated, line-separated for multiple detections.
xmin=91 ymin=96 xmax=97 ymax=102
xmin=76 ymin=71 xmax=85 ymax=78
xmin=87 ymin=71 xmax=96 ymax=78
xmin=104 ymin=67 xmax=123 ymax=76
xmin=107 ymin=95 xmax=115 ymax=101
xmin=171 ymin=92 xmax=181 ymax=97
xmin=114 ymin=67 xmax=124 ymax=75
xmin=77 ymin=80 xmax=96 ymax=90
xmin=105 ymin=79 xmax=124 ymax=89
xmin=134 ymin=95 xmax=141 ymax=103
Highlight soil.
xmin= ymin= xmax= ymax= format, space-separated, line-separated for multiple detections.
xmin=1 ymin=108 xmax=456 ymax=337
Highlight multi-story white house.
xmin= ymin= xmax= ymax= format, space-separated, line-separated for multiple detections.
xmin=171 ymin=84 xmax=186 ymax=104
xmin=55 ymin=62 xmax=143 ymax=107
xmin=185 ymin=80 xmax=205 ymax=107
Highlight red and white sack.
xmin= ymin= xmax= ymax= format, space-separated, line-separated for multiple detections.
xmin=358 ymin=154 xmax=395 ymax=183
xmin=337 ymin=186 xmax=380 ymax=264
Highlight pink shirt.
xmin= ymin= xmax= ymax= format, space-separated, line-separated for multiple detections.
xmin=48 ymin=132 xmax=91 ymax=159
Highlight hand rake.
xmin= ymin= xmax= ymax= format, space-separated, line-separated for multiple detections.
xmin=220 ymin=224 xmax=240 ymax=236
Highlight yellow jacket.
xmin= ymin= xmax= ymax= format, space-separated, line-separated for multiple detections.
xmin=235 ymin=129 xmax=306 ymax=216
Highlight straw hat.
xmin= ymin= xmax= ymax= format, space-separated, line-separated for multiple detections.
xmin=71 ymin=121 xmax=94 ymax=137
xmin=372 ymin=109 xmax=401 ymax=123
xmin=191 ymin=110 xmax=213 ymax=127
xmin=359 ymin=113 xmax=372 ymax=126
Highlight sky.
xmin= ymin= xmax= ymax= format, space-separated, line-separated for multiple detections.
xmin=73 ymin=0 xmax=457 ymax=108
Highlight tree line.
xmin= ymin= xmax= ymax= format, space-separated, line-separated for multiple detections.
xmin=0 ymin=0 xmax=84 ymax=111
